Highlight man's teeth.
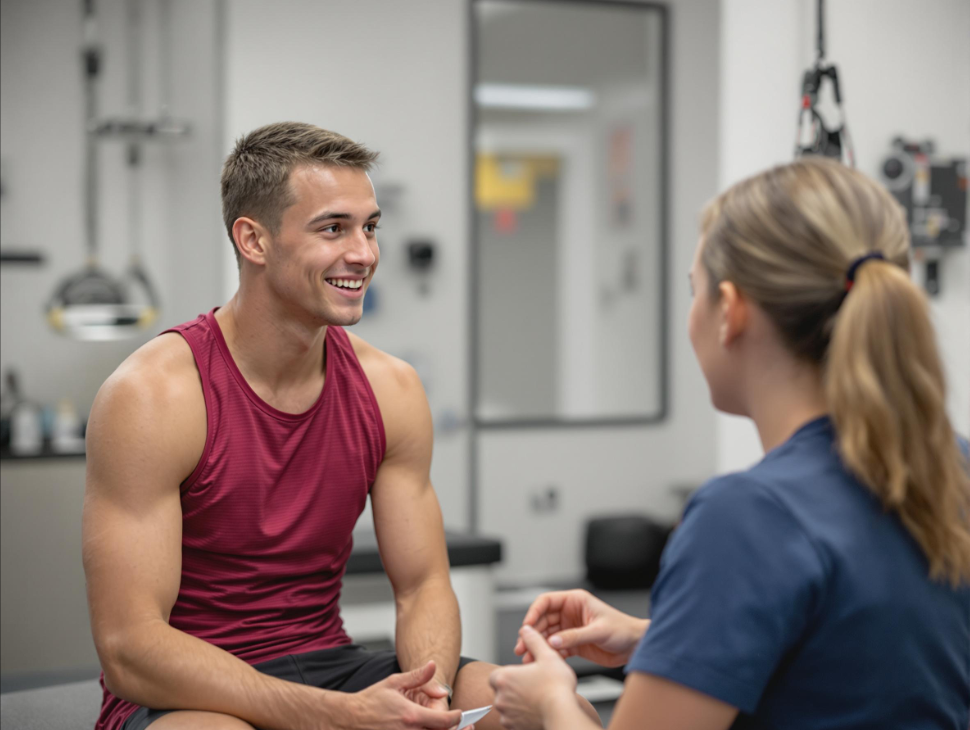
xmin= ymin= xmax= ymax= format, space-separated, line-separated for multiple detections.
xmin=326 ymin=278 xmax=363 ymax=290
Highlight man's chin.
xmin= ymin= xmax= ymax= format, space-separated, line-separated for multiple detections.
xmin=319 ymin=307 xmax=363 ymax=328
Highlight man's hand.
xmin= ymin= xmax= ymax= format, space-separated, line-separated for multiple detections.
xmin=341 ymin=661 xmax=462 ymax=730
xmin=490 ymin=627 xmax=580 ymax=730
xmin=514 ymin=589 xmax=648 ymax=668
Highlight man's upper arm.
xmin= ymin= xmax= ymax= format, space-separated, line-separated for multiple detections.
xmin=364 ymin=353 xmax=450 ymax=597
xmin=82 ymin=336 xmax=205 ymax=667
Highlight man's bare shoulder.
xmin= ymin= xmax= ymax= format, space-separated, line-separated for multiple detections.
xmin=345 ymin=330 xmax=422 ymax=395
xmin=344 ymin=330 xmax=429 ymax=452
xmin=88 ymin=333 xmax=206 ymax=485
xmin=102 ymin=333 xmax=201 ymax=407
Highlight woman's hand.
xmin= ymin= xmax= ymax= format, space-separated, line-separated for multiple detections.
xmin=490 ymin=626 xmax=580 ymax=730
xmin=514 ymin=589 xmax=648 ymax=668
xmin=403 ymin=675 xmax=450 ymax=715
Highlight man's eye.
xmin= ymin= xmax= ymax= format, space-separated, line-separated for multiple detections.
xmin=365 ymin=223 xmax=381 ymax=233
xmin=322 ymin=224 xmax=340 ymax=234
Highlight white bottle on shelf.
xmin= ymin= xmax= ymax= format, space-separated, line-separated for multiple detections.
xmin=10 ymin=401 xmax=43 ymax=456
xmin=52 ymin=399 xmax=85 ymax=454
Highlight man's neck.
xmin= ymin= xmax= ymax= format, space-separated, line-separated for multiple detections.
xmin=215 ymin=292 xmax=327 ymax=395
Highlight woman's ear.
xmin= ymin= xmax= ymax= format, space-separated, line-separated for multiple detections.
xmin=717 ymin=281 xmax=749 ymax=348
xmin=232 ymin=217 xmax=269 ymax=266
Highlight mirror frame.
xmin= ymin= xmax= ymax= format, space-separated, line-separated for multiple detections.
xmin=468 ymin=0 xmax=671 ymax=430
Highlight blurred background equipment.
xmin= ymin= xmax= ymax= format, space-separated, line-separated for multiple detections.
xmin=0 ymin=162 xmax=46 ymax=267
xmin=585 ymin=514 xmax=672 ymax=591
xmin=795 ymin=0 xmax=854 ymax=166
xmin=881 ymin=137 xmax=968 ymax=296
xmin=406 ymin=239 xmax=436 ymax=296
xmin=46 ymin=0 xmax=187 ymax=341
xmin=881 ymin=138 xmax=967 ymax=248
xmin=1 ymin=370 xmax=42 ymax=457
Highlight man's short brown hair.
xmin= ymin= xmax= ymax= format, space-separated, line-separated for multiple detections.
xmin=221 ymin=122 xmax=379 ymax=262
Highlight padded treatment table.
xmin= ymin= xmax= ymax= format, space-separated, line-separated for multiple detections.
xmin=1 ymin=679 xmax=102 ymax=730
xmin=0 ymin=530 xmax=502 ymax=729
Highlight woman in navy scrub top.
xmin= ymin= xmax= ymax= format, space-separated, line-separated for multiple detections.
xmin=489 ymin=158 xmax=970 ymax=730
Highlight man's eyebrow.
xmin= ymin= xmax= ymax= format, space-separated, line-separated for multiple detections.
xmin=307 ymin=209 xmax=382 ymax=227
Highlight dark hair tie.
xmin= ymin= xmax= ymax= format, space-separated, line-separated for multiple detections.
xmin=845 ymin=252 xmax=885 ymax=291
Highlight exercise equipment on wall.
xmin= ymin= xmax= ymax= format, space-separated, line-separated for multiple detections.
xmin=794 ymin=0 xmax=854 ymax=166
xmin=46 ymin=0 xmax=188 ymax=341
xmin=881 ymin=138 xmax=968 ymax=296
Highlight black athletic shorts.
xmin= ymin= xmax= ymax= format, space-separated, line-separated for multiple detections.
xmin=122 ymin=643 xmax=477 ymax=730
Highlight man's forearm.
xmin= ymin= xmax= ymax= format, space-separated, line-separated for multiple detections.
xmin=104 ymin=619 xmax=351 ymax=730
xmin=394 ymin=576 xmax=462 ymax=691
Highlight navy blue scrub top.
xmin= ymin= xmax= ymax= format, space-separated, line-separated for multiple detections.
xmin=628 ymin=417 xmax=970 ymax=729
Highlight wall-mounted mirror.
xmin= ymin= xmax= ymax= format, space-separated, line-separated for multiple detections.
xmin=472 ymin=0 xmax=668 ymax=426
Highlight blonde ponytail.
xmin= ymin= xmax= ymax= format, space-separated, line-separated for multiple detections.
xmin=827 ymin=261 xmax=970 ymax=586
xmin=701 ymin=157 xmax=970 ymax=587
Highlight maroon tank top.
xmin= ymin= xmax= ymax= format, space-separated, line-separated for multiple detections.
xmin=96 ymin=309 xmax=386 ymax=730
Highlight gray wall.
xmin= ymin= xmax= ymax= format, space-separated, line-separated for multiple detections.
xmin=0 ymin=461 xmax=96 ymax=686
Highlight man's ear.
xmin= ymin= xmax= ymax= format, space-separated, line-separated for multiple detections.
xmin=232 ymin=217 xmax=270 ymax=266
xmin=717 ymin=281 xmax=748 ymax=347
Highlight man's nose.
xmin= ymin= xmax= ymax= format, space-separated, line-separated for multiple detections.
xmin=346 ymin=229 xmax=377 ymax=268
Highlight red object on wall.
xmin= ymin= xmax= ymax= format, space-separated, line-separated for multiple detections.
xmin=494 ymin=207 xmax=519 ymax=235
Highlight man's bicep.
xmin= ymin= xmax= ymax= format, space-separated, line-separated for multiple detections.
xmin=369 ymin=365 xmax=450 ymax=595
xmin=82 ymin=373 xmax=193 ymax=656
xmin=82 ymin=481 xmax=183 ymax=639
xmin=371 ymin=465 xmax=451 ymax=599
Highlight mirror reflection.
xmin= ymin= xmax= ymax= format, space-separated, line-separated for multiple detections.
xmin=473 ymin=0 xmax=667 ymax=424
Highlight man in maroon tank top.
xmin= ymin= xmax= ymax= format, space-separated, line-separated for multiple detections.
xmin=82 ymin=123 xmax=597 ymax=730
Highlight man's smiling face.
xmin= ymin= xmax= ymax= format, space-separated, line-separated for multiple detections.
xmin=264 ymin=164 xmax=381 ymax=327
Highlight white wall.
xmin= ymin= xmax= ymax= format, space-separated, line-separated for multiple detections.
xmin=717 ymin=0 xmax=970 ymax=473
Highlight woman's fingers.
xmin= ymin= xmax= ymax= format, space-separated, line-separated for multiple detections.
xmin=519 ymin=625 xmax=560 ymax=661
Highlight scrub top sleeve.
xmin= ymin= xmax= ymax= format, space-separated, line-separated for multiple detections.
xmin=626 ymin=473 xmax=827 ymax=714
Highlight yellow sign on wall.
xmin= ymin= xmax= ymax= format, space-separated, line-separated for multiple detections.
xmin=475 ymin=154 xmax=560 ymax=211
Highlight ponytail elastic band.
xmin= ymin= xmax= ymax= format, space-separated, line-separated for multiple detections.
xmin=845 ymin=252 xmax=885 ymax=291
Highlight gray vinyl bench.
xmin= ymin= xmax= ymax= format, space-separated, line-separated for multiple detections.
xmin=1 ymin=679 xmax=101 ymax=730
